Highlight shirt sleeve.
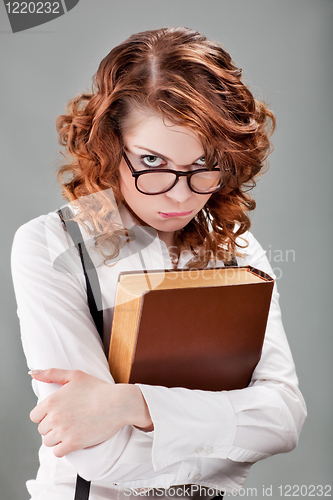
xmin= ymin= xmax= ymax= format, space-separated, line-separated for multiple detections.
xmin=136 ymin=231 xmax=307 ymax=470
xmin=10 ymin=214 xmax=153 ymax=481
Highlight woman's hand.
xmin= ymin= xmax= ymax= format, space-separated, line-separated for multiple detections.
xmin=29 ymin=369 xmax=153 ymax=458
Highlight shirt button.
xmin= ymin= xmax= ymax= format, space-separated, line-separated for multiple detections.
xmin=193 ymin=472 xmax=201 ymax=481
xmin=204 ymin=447 xmax=214 ymax=455
xmin=195 ymin=445 xmax=204 ymax=453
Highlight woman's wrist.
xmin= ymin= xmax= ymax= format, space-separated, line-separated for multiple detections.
xmin=118 ymin=384 xmax=154 ymax=431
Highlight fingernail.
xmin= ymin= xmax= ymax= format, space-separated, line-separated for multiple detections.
xmin=28 ymin=370 xmax=44 ymax=375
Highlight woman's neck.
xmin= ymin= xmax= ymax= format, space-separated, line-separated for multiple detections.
xmin=157 ymin=230 xmax=180 ymax=269
xmin=120 ymin=201 xmax=179 ymax=267
xmin=157 ymin=230 xmax=175 ymax=250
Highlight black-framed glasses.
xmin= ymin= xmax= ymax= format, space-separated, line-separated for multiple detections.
xmin=122 ymin=151 xmax=224 ymax=196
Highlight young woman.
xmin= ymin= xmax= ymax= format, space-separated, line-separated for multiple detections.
xmin=11 ymin=27 xmax=306 ymax=499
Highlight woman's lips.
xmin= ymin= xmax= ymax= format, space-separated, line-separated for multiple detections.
xmin=159 ymin=211 xmax=193 ymax=218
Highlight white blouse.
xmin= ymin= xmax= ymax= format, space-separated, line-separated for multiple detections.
xmin=11 ymin=205 xmax=307 ymax=499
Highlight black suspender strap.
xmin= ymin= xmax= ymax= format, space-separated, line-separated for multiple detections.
xmin=58 ymin=207 xmax=104 ymax=341
xmin=224 ymin=254 xmax=238 ymax=267
xmin=74 ymin=475 xmax=91 ymax=500
xmin=58 ymin=207 xmax=104 ymax=500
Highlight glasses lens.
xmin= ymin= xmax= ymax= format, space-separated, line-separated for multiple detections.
xmin=190 ymin=170 xmax=222 ymax=193
xmin=137 ymin=171 xmax=177 ymax=194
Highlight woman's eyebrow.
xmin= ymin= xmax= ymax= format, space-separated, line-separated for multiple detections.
xmin=132 ymin=145 xmax=205 ymax=165
xmin=132 ymin=146 xmax=172 ymax=162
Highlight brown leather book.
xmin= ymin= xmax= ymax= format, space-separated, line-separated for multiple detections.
xmin=108 ymin=266 xmax=274 ymax=391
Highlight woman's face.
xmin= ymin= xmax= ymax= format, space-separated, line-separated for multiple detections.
xmin=119 ymin=108 xmax=213 ymax=245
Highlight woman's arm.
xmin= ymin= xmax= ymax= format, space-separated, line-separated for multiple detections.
xmin=29 ymin=369 xmax=153 ymax=457
xmin=134 ymin=232 xmax=307 ymax=470
xmin=11 ymin=213 xmax=155 ymax=481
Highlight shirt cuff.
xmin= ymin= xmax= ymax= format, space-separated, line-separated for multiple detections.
xmin=136 ymin=384 xmax=236 ymax=471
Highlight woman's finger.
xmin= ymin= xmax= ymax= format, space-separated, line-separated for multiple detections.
xmin=42 ymin=430 xmax=61 ymax=448
xmin=30 ymin=403 xmax=47 ymax=424
xmin=29 ymin=368 xmax=77 ymax=385
xmin=37 ymin=417 xmax=52 ymax=436
xmin=53 ymin=440 xmax=72 ymax=458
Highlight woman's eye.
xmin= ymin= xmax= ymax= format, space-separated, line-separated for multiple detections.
xmin=193 ymin=156 xmax=218 ymax=169
xmin=141 ymin=156 xmax=165 ymax=168
xmin=193 ymin=156 xmax=207 ymax=168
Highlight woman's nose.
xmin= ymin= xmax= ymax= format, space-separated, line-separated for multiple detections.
xmin=165 ymin=175 xmax=193 ymax=203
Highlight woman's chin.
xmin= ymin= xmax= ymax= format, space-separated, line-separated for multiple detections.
xmin=153 ymin=216 xmax=191 ymax=233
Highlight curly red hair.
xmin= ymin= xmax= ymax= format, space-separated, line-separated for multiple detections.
xmin=57 ymin=27 xmax=275 ymax=267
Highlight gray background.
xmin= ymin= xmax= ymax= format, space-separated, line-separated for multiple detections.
xmin=1 ymin=1 xmax=332 ymax=499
